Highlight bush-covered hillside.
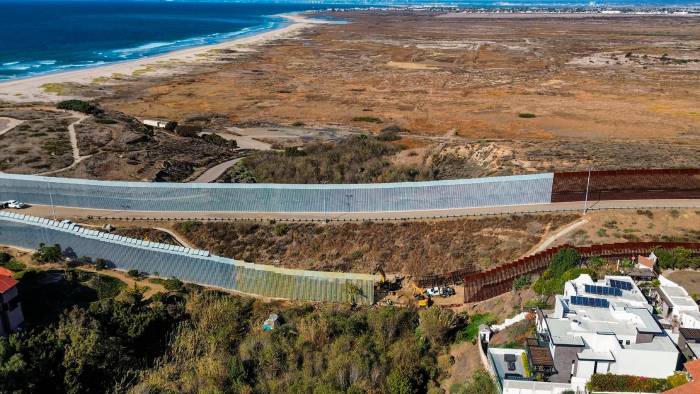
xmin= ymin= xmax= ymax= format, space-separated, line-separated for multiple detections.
xmin=0 ymin=261 xmax=470 ymax=394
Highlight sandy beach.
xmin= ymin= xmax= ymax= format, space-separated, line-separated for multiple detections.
xmin=0 ymin=13 xmax=328 ymax=103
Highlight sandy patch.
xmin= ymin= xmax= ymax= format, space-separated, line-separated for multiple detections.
xmin=386 ymin=61 xmax=440 ymax=70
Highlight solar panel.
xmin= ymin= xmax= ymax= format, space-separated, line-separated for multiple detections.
xmin=584 ymin=284 xmax=622 ymax=296
xmin=570 ymin=296 xmax=609 ymax=308
xmin=609 ymin=279 xmax=633 ymax=291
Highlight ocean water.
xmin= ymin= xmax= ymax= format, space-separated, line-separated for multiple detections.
xmin=0 ymin=1 xmax=353 ymax=81
xmin=0 ymin=0 xmax=697 ymax=81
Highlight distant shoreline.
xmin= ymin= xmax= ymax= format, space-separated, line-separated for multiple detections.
xmin=0 ymin=13 xmax=329 ymax=103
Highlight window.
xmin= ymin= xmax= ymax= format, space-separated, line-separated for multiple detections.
xmin=625 ymin=340 xmax=630 ymax=345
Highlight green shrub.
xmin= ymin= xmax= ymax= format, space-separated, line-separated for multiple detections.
xmin=655 ymin=247 xmax=700 ymax=270
xmin=377 ymin=130 xmax=401 ymax=141
xmin=450 ymin=369 xmax=498 ymax=394
xmin=200 ymin=133 xmax=237 ymax=148
xmin=352 ymin=116 xmax=382 ymax=123
xmin=283 ymin=147 xmax=306 ymax=157
xmin=636 ymin=209 xmax=654 ymax=219
xmin=1 ymin=259 xmax=27 ymax=272
xmin=127 ymin=269 xmax=141 ymax=278
xmin=455 ymin=313 xmax=496 ymax=343
xmin=512 ymin=275 xmax=531 ymax=291
xmin=518 ymin=113 xmax=536 ymax=118
xmin=587 ymin=373 xmax=670 ymax=392
xmin=0 ymin=252 xmax=11 ymax=265
xmin=56 ymin=99 xmax=102 ymax=114
xmin=273 ymin=223 xmax=289 ymax=236
xmin=174 ymin=124 xmax=201 ymax=137
xmin=32 ymin=243 xmax=63 ymax=263
xmin=90 ymin=275 xmax=127 ymax=299
xmin=533 ymin=248 xmax=582 ymax=296
xmin=349 ymin=250 xmax=363 ymax=260
xmin=93 ymin=117 xmax=118 ymax=124
xmin=95 ymin=258 xmax=108 ymax=270
xmin=151 ymin=277 xmax=184 ymax=291
xmin=176 ymin=221 xmax=201 ymax=235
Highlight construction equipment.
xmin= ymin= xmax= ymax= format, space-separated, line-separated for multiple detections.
xmin=372 ymin=265 xmax=402 ymax=292
xmin=415 ymin=293 xmax=432 ymax=308
xmin=411 ymin=281 xmax=432 ymax=307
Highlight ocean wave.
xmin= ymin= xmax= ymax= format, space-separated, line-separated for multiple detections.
xmin=112 ymin=41 xmax=178 ymax=56
xmin=1 ymin=17 xmax=284 ymax=81
xmin=102 ymin=20 xmax=281 ymax=60
xmin=0 ymin=60 xmax=58 ymax=71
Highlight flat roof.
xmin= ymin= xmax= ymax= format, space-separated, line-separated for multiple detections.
xmin=546 ymin=318 xmax=585 ymax=346
xmin=625 ymin=307 xmax=663 ymax=334
xmin=578 ymin=350 xmax=615 ymax=361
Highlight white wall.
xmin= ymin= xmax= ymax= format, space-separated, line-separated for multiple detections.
xmin=575 ymin=360 xmax=595 ymax=380
xmin=610 ymin=349 xmax=677 ymax=378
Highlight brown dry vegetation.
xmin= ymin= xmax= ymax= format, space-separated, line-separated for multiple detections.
xmin=104 ymin=12 xmax=700 ymax=141
xmin=556 ymin=209 xmax=700 ymax=247
xmin=111 ymin=227 xmax=180 ymax=245
xmin=84 ymin=11 xmax=700 ymax=177
xmin=0 ymin=107 xmax=75 ymax=173
xmin=0 ymin=106 xmax=245 ymax=181
xmin=173 ymin=213 xmax=578 ymax=276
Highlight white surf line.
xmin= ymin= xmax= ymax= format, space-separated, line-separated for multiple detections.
xmin=0 ymin=117 xmax=23 ymax=137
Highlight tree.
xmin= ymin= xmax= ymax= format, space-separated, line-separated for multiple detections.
xmin=419 ymin=307 xmax=458 ymax=345
xmin=58 ymin=308 xmax=131 ymax=394
xmin=56 ymin=100 xmax=102 ymax=115
xmin=32 ymin=243 xmax=63 ymax=263
xmin=387 ymin=365 xmax=426 ymax=394
xmin=450 ymin=370 xmax=498 ymax=394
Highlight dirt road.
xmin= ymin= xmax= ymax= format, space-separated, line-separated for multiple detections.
xmin=17 ymin=198 xmax=700 ymax=222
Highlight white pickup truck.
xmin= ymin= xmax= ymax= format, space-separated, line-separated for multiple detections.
xmin=1 ymin=200 xmax=28 ymax=209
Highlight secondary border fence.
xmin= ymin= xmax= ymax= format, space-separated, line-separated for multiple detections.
xmin=456 ymin=242 xmax=700 ymax=303
xmin=0 ymin=212 xmax=377 ymax=305
xmin=551 ymin=168 xmax=700 ymax=202
xmin=0 ymin=172 xmax=553 ymax=213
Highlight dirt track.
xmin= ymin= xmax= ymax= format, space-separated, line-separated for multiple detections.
xmin=16 ymin=198 xmax=700 ymax=222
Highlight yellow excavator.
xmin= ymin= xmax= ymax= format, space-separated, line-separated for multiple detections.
xmin=372 ymin=266 xmax=402 ymax=293
xmin=412 ymin=282 xmax=432 ymax=308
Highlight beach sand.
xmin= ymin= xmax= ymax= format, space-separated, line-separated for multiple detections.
xmin=0 ymin=13 xmax=328 ymax=103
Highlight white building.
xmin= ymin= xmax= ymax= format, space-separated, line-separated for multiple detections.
xmin=656 ymin=275 xmax=700 ymax=330
xmin=536 ymin=275 xmax=679 ymax=385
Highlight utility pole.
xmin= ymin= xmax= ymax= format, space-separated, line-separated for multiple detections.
xmin=583 ymin=167 xmax=592 ymax=215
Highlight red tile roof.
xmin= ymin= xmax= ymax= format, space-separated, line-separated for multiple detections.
xmin=0 ymin=275 xmax=17 ymax=294
xmin=0 ymin=267 xmax=13 ymax=277
xmin=638 ymin=255 xmax=656 ymax=269
xmin=664 ymin=360 xmax=700 ymax=394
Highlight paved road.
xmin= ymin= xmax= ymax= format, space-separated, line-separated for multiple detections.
xmin=190 ymin=157 xmax=245 ymax=183
xmin=16 ymin=199 xmax=700 ymax=222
